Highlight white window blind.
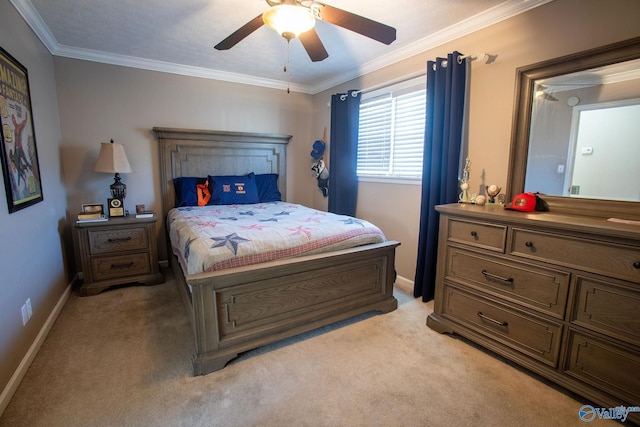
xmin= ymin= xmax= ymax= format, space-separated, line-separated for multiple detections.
xmin=357 ymin=80 xmax=426 ymax=180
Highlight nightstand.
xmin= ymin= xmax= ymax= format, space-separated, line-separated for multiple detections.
xmin=74 ymin=214 xmax=164 ymax=296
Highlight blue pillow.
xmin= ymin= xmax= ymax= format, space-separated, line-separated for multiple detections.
xmin=173 ymin=177 xmax=207 ymax=207
xmin=208 ymin=173 xmax=259 ymax=205
xmin=255 ymin=173 xmax=281 ymax=202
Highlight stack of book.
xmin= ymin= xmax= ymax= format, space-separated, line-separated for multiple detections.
xmin=76 ymin=212 xmax=108 ymax=223
xmin=135 ymin=211 xmax=154 ymax=219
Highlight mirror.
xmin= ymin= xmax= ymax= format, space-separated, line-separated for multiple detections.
xmin=507 ymin=37 xmax=640 ymax=220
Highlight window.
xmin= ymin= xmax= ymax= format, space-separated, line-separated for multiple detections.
xmin=357 ymin=78 xmax=426 ymax=181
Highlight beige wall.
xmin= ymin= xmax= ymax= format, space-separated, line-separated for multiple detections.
xmin=313 ymin=0 xmax=640 ymax=288
xmin=0 ymin=2 xmax=68 ymax=407
xmin=54 ymin=59 xmax=317 ymax=261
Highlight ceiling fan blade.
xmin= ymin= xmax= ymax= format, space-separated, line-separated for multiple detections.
xmin=214 ymin=14 xmax=265 ymax=50
xmin=317 ymin=4 xmax=396 ymax=45
xmin=299 ymin=28 xmax=329 ymax=62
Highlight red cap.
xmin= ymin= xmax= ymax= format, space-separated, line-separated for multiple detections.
xmin=505 ymin=192 xmax=546 ymax=212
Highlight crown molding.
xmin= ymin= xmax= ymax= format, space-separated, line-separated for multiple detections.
xmin=310 ymin=0 xmax=554 ymax=93
xmin=10 ymin=0 xmax=553 ymax=95
xmin=10 ymin=0 xmax=58 ymax=51
xmin=53 ymin=44 xmax=309 ymax=93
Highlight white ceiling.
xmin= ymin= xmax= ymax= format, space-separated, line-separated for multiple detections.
xmin=10 ymin=0 xmax=553 ymax=94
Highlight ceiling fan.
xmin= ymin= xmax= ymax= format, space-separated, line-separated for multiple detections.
xmin=214 ymin=0 xmax=397 ymax=62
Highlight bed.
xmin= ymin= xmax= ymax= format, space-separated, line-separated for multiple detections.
xmin=153 ymin=127 xmax=400 ymax=375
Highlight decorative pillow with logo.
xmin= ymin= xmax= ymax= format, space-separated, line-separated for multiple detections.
xmin=208 ymin=173 xmax=259 ymax=205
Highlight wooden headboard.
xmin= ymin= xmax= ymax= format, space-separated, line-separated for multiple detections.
xmin=153 ymin=128 xmax=291 ymax=219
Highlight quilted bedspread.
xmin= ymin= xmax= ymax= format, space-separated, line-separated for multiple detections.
xmin=168 ymin=202 xmax=387 ymax=275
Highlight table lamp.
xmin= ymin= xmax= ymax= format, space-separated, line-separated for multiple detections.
xmin=94 ymin=139 xmax=133 ymax=199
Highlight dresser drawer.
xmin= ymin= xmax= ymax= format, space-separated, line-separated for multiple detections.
xmin=89 ymin=227 xmax=149 ymax=255
xmin=510 ymin=228 xmax=640 ymax=283
xmin=447 ymin=218 xmax=507 ymax=252
xmin=445 ymin=247 xmax=570 ymax=318
xmin=565 ymin=329 xmax=640 ymax=405
xmin=572 ymin=276 xmax=640 ymax=347
xmin=441 ymin=285 xmax=563 ymax=366
xmin=90 ymin=253 xmax=151 ymax=281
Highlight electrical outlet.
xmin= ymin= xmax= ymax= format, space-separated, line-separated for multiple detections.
xmin=21 ymin=304 xmax=29 ymax=325
xmin=26 ymin=298 xmax=32 ymax=318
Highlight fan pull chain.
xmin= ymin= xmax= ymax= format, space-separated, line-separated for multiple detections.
xmin=283 ymin=39 xmax=291 ymax=93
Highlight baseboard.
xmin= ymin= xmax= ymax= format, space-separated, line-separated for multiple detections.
xmin=394 ymin=274 xmax=414 ymax=295
xmin=0 ymin=275 xmax=75 ymax=416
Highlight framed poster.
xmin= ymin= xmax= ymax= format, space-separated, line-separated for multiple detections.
xmin=0 ymin=46 xmax=43 ymax=213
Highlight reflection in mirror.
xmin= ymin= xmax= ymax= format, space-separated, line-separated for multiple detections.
xmin=525 ymin=59 xmax=640 ymax=202
xmin=507 ymin=37 xmax=640 ymax=219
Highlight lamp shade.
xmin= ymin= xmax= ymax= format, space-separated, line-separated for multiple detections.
xmin=94 ymin=141 xmax=132 ymax=174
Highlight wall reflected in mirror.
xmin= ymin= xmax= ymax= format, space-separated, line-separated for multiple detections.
xmin=524 ymin=58 xmax=640 ymax=202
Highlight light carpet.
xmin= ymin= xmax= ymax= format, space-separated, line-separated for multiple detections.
xmin=0 ymin=268 xmax=619 ymax=427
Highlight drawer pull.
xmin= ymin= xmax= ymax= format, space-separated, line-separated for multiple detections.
xmin=111 ymin=262 xmax=134 ymax=270
xmin=481 ymin=270 xmax=514 ymax=284
xmin=477 ymin=311 xmax=508 ymax=327
xmin=108 ymin=237 xmax=132 ymax=243
xmin=634 ymin=261 xmax=640 ymax=269
xmin=525 ymin=241 xmax=534 ymax=248
xmin=470 ymin=231 xmax=478 ymax=237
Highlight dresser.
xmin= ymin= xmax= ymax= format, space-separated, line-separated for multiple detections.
xmin=428 ymin=203 xmax=640 ymax=421
xmin=75 ymin=215 xmax=164 ymax=296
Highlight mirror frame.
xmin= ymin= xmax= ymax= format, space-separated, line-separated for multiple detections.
xmin=506 ymin=36 xmax=640 ymax=220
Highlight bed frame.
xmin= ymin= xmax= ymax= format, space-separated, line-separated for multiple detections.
xmin=153 ymin=127 xmax=399 ymax=375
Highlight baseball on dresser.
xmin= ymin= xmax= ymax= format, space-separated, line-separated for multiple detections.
xmin=486 ymin=184 xmax=502 ymax=203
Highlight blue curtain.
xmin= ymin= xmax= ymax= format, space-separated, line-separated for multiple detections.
xmin=414 ymin=52 xmax=468 ymax=301
xmin=328 ymin=90 xmax=361 ymax=217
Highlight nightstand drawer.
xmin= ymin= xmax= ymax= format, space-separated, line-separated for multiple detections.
xmin=442 ymin=285 xmax=563 ymax=366
xmin=447 ymin=218 xmax=506 ymax=252
xmin=510 ymin=228 xmax=640 ymax=283
xmin=89 ymin=227 xmax=148 ymax=254
xmin=91 ymin=253 xmax=151 ymax=281
xmin=445 ymin=247 xmax=570 ymax=318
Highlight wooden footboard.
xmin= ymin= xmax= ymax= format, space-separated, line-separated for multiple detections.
xmin=172 ymin=240 xmax=399 ymax=375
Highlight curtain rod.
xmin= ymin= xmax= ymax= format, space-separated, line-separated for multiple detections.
xmin=357 ymin=72 xmax=426 ymax=96
xmin=334 ymin=76 xmax=422 ymax=102
xmin=357 ymin=52 xmax=493 ymax=96
xmin=442 ymin=52 xmax=492 ymax=67
xmin=335 ymin=52 xmax=495 ymax=101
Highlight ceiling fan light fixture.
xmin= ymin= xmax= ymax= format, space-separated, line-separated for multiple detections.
xmin=263 ymin=5 xmax=316 ymax=40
